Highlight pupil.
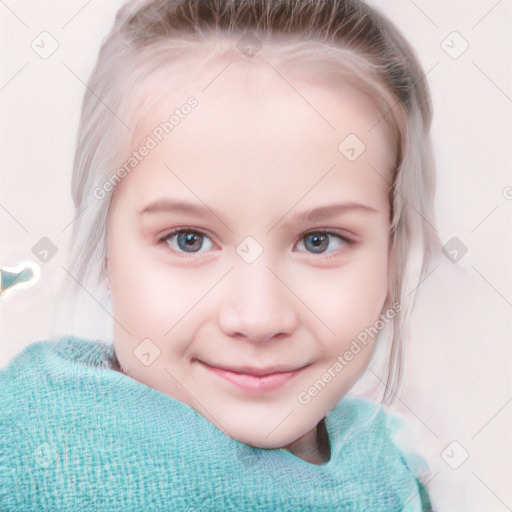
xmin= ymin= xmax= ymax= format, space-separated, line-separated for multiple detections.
xmin=178 ymin=232 xmax=202 ymax=252
xmin=306 ymin=234 xmax=328 ymax=254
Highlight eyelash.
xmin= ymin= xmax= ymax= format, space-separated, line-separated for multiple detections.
xmin=157 ymin=228 xmax=355 ymax=260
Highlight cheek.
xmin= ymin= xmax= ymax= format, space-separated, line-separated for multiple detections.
xmin=107 ymin=231 xmax=164 ymax=334
xmin=299 ymin=247 xmax=388 ymax=340
xmin=109 ymin=241 xmax=211 ymax=337
xmin=347 ymin=251 xmax=389 ymax=316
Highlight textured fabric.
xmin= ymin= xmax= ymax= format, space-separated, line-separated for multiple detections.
xmin=0 ymin=337 xmax=432 ymax=511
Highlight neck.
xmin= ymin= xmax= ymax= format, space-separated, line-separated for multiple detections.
xmin=282 ymin=418 xmax=331 ymax=466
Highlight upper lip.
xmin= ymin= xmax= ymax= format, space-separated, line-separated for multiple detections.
xmin=200 ymin=361 xmax=308 ymax=377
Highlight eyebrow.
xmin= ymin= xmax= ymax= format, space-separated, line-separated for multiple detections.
xmin=140 ymin=199 xmax=216 ymax=217
xmin=139 ymin=198 xmax=378 ymax=226
xmin=284 ymin=202 xmax=379 ymax=225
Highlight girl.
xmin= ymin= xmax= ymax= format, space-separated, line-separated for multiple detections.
xmin=0 ymin=0 xmax=439 ymax=509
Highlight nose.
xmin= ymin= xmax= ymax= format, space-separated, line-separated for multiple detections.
xmin=217 ymin=259 xmax=298 ymax=344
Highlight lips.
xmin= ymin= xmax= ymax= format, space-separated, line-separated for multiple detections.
xmin=208 ymin=363 xmax=304 ymax=376
xmin=199 ymin=361 xmax=308 ymax=393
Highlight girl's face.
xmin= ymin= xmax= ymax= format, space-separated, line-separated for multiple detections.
xmin=106 ymin=58 xmax=394 ymax=451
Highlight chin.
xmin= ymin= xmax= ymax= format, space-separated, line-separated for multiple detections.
xmin=221 ymin=418 xmax=311 ymax=450
xmin=230 ymin=431 xmax=292 ymax=450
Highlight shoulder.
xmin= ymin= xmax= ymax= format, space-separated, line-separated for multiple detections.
xmin=0 ymin=336 xmax=117 ymax=417
xmin=329 ymin=395 xmax=423 ymax=454
xmin=327 ymin=395 xmax=434 ymax=511
xmin=0 ymin=336 xmax=116 ymax=377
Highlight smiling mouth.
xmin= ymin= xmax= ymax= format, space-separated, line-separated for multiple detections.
xmin=198 ymin=361 xmax=309 ymax=393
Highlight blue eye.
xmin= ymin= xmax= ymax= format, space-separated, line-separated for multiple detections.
xmin=160 ymin=229 xmax=214 ymax=254
xmin=158 ymin=229 xmax=352 ymax=258
xmin=296 ymin=231 xmax=351 ymax=256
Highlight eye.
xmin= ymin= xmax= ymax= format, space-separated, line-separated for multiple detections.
xmin=158 ymin=228 xmax=354 ymax=259
xmin=295 ymin=230 xmax=353 ymax=257
xmin=159 ymin=229 xmax=215 ymax=255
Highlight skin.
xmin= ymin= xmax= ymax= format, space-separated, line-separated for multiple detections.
xmin=106 ymin=56 xmax=395 ymax=465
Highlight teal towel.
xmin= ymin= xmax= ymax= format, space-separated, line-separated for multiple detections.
xmin=0 ymin=337 xmax=432 ymax=511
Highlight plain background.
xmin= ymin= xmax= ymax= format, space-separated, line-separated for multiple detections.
xmin=0 ymin=1 xmax=510 ymax=510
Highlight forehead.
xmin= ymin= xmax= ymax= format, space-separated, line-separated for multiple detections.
xmin=114 ymin=56 xmax=396 ymax=216
xmin=130 ymin=44 xmax=396 ymax=151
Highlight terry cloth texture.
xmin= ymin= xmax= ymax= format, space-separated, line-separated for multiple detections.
xmin=0 ymin=337 xmax=433 ymax=511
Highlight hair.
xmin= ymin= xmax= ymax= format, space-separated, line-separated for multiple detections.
xmin=60 ymin=0 xmax=441 ymax=404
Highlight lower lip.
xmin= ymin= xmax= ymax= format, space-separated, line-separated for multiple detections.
xmin=201 ymin=363 xmax=305 ymax=393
